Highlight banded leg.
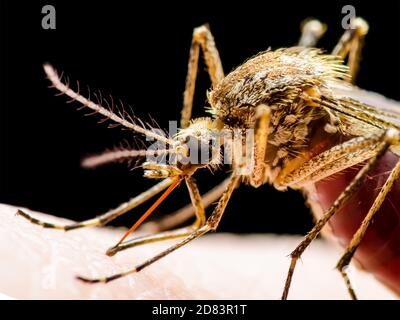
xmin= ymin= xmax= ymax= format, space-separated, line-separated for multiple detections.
xmin=181 ymin=25 xmax=224 ymax=128
xmin=336 ymin=153 xmax=400 ymax=299
xmin=106 ymin=176 xmax=206 ymax=256
xmin=277 ymin=133 xmax=386 ymax=188
xmin=281 ymin=129 xmax=397 ymax=299
xmin=332 ymin=17 xmax=369 ymax=83
xmin=77 ymin=174 xmax=240 ymax=283
xmin=298 ymin=19 xmax=327 ymax=47
xmin=248 ymin=104 xmax=271 ymax=187
xmin=16 ymin=178 xmax=173 ymax=231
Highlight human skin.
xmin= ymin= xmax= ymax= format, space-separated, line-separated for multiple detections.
xmin=0 ymin=202 xmax=396 ymax=300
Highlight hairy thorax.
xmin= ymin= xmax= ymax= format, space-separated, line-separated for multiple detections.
xmin=207 ymin=47 xmax=353 ymax=186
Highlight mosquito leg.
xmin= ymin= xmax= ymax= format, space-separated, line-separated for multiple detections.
xmin=281 ymin=130 xmax=396 ymax=300
xmin=277 ymin=133 xmax=385 ymax=188
xmin=248 ymin=104 xmax=271 ymax=187
xmin=77 ymin=174 xmax=240 ymax=284
xmin=106 ymin=176 xmax=206 ymax=256
xmin=140 ymin=176 xmax=231 ymax=232
xmin=332 ymin=17 xmax=369 ymax=83
xmin=106 ymin=227 xmax=198 ymax=257
xmin=181 ymin=24 xmax=224 ymax=128
xmin=16 ymin=178 xmax=173 ymax=231
xmin=335 ymin=149 xmax=400 ymax=299
xmin=298 ymin=19 xmax=327 ymax=47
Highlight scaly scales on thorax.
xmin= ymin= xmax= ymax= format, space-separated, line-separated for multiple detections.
xmin=207 ymin=47 xmax=379 ymax=187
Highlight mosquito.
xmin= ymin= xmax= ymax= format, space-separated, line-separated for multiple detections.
xmin=17 ymin=17 xmax=400 ymax=299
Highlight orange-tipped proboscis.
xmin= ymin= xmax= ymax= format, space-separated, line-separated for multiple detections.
xmin=115 ymin=177 xmax=182 ymax=246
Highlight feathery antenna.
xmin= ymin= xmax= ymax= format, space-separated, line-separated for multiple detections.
xmin=43 ymin=64 xmax=176 ymax=145
xmin=81 ymin=148 xmax=177 ymax=168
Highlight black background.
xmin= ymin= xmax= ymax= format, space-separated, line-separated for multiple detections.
xmin=1 ymin=1 xmax=399 ymax=234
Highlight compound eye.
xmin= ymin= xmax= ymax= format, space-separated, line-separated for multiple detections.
xmin=185 ymin=135 xmax=213 ymax=165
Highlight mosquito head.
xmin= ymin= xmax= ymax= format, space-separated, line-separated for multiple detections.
xmin=142 ymin=117 xmax=223 ymax=179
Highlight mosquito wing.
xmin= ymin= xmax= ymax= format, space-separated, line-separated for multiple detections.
xmin=334 ymin=86 xmax=400 ymax=121
xmin=329 ymin=85 xmax=400 ymax=155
